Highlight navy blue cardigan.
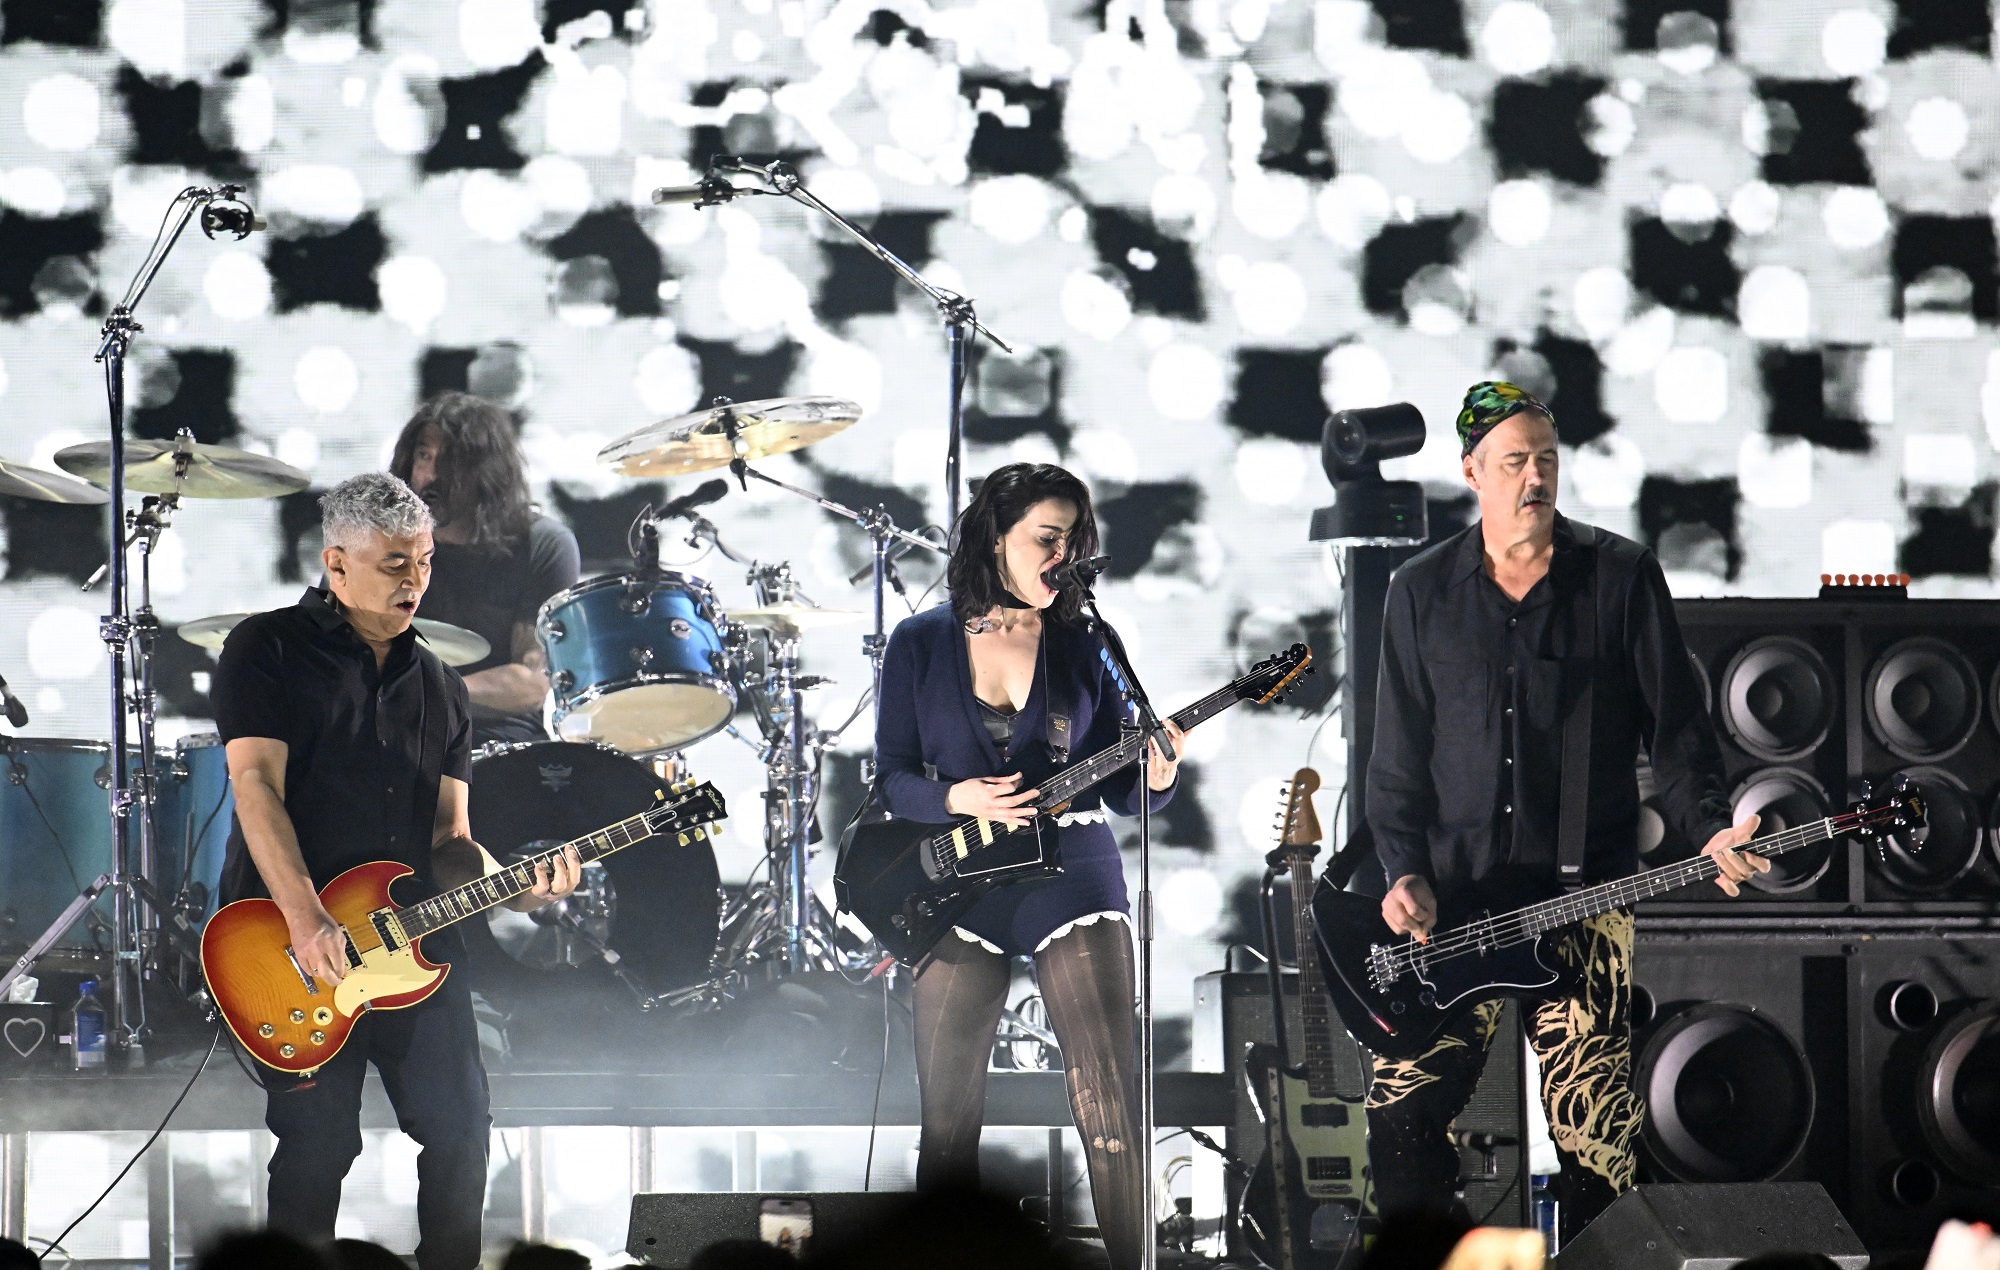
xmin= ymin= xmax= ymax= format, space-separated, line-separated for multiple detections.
xmin=874 ymin=602 xmax=1173 ymax=953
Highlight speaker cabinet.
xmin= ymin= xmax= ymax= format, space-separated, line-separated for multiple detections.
xmin=1666 ymin=598 xmax=2000 ymax=911
xmin=1630 ymin=929 xmax=1849 ymax=1192
xmin=1191 ymin=971 xmax=1528 ymax=1232
xmin=626 ymin=1192 xmax=913 ymax=1267
xmin=1554 ymin=1182 xmax=1868 ymax=1269
xmin=1846 ymin=936 xmax=2000 ymax=1258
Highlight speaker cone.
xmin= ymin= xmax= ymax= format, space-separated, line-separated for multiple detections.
xmin=1637 ymin=1002 xmax=1815 ymax=1182
xmin=1720 ymin=637 xmax=1834 ymax=762
xmin=1866 ymin=637 xmax=1980 ymax=762
xmin=1729 ymin=769 xmax=1833 ymax=894
xmin=1917 ymin=1001 xmax=2000 ymax=1185
xmin=1872 ymin=767 xmax=1982 ymax=895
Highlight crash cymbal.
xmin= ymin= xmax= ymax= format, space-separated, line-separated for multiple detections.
xmin=0 ymin=456 xmax=111 ymax=505
xmin=55 ymin=438 xmax=310 ymax=500
xmin=178 ymin=613 xmax=491 ymax=667
xmin=412 ymin=618 xmax=491 ymax=667
xmin=726 ymin=601 xmax=864 ymax=634
xmin=599 ymin=396 xmax=861 ymax=478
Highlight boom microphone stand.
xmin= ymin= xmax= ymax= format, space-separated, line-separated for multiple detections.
xmin=654 ymin=157 xmax=1014 ymax=527
xmin=1067 ymin=563 xmax=1173 ymax=1270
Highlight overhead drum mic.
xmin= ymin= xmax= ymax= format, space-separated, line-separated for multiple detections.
xmin=650 ymin=174 xmax=742 ymax=208
xmin=199 ymin=192 xmax=264 ymax=240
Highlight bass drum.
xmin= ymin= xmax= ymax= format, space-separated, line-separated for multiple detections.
xmin=461 ymin=741 xmax=722 ymax=1005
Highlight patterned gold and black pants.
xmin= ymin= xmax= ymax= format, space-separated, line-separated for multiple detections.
xmin=1363 ymin=909 xmax=1642 ymax=1238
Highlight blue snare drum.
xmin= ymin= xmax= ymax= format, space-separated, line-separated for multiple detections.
xmin=0 ymin=738 xmax=115 ymax=952
xmin=538 ymin=572 xmax=736 ymax=753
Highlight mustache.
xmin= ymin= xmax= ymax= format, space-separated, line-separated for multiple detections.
xmin=1519 ymin=489 xmax=1550 ymax=508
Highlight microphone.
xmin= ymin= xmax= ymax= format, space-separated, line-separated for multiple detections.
xmin=0 ymin=673 xmax=29 ymax=728
xmin=651 ymin=175 xmax=743 ymax=208
xmin=658 ymin=477 xmax=730 ymax=519
xmin=1041 ymin=554 xmax=1110 ymax=593
xmin=199 ymin=201 xmax=264 ymax=240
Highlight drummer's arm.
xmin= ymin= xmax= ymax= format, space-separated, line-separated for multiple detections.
xmin=461 ymin=622 xmax=547 ymax=713
xmin=430 ymin=775 xmax=580 ymax=911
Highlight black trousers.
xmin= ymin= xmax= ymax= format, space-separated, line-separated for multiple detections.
xmin=1364 ymin=911 xmax=1642 ymax=1241
xmin=261 ymin=976 xmax=491 ymax=1270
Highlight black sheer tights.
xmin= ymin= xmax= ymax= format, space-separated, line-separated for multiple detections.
xmin=911 ymin=918 xmax=1144 ymax=1270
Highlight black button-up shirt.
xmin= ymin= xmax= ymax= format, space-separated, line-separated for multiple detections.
xmin=213 ymin=588 xmax=471 ymax=905
xmin=1368 ymin=515 xmax=1731 ymax=896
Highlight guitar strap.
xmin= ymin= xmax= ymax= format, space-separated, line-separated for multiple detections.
xmin=1558 ymin=521 xmax=1602 ymax=890
xmin=415 ymin=646 xmax=451 ymax=876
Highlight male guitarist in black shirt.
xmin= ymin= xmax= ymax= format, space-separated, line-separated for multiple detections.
xmin=1363 ymin=382 xmax=1767 ymax=1237
xmin=216 ymin=473 xmax=580 ymax=1268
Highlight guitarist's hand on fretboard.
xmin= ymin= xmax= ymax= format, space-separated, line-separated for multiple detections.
xmin=1700 ymin=813 xmax=1766 ymax=896
xmin=944 ymin=773 xmax=1041 ymax=825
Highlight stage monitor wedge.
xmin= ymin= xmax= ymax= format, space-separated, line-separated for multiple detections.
xmin=1553 ymin=1182 xmax=1868 ymax=1269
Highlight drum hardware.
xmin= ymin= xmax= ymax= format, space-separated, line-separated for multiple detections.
xmin=2 ymin=183 xmax=292 ymax=1051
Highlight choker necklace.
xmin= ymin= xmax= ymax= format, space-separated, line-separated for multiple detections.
xmin=965 ymin=588 xmax=1034 ymax=634
xmin=997 ymin=588 xmax=1032 ymax=609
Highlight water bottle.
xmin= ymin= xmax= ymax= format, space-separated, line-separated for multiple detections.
xmin=1531 ymin=1173 xmax=1560 ymax=1255
xmin=70 ymin=979 xmax=107 ymax=1072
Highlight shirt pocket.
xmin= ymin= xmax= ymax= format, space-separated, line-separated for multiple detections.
xmin=1425 ymin=656 xmax=1491 ymax=733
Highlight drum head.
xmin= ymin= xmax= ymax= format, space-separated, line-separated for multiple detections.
xmin=464 ymin=742 xmax=721 ymax=1004
xmin=563 ymin=681 xmax=736 ymax=753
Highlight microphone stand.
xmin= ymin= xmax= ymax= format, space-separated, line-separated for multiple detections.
xmin=1070 ymin=574 xmax=1172 ymax=1270
xmin=702 ymin=157 xmax=1014 ymax=528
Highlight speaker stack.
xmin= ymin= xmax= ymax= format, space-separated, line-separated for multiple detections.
xmin=1623 ymin=596 xmax=2000 ymax=1261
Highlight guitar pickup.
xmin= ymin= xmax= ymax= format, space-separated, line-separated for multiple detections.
xmin=369 ymin=910 xmax=407 ymax=953
xmin=1306 ymin=1157 xmax=1353 ymax=1181
xmin=1300 ymin=1102 xmax=1350 ymax=1128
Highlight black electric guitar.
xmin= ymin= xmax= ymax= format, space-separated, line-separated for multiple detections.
xmin=1310 ymin=777 xmax=1925 ymax=1061
xmin=837 ymin=644 xmax=1313 ymax=966
xmin=1240 ymin=769 xmax=1372 ymax=1270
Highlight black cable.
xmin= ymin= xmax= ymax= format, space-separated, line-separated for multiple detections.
xmin=863 ymin=971 xmax=891 ymax=1189
xmin=37 ymin=1024 xmax=221 ymax=1263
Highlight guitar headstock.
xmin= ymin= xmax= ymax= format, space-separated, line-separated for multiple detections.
xmin=1272 ymin=767 xmax=1323 ymax=868
xmin=1848 ymin=773 xmax=1927 ymax=858
xmin=648 ymin=780 xmax=729 ymax=839
xmin=1239 ymin=643 xmax=1314 ymax=707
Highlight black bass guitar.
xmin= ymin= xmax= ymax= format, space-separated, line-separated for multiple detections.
xmin=1309 ymin=778 xmax=1924 ymax=1061
xmin=1240 ymin=769 xmax=1372 ymax=1270
xmin=836 ymin=644 xmax=1313 ymax=966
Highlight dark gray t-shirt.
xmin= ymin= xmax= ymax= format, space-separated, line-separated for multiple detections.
xmin=419 ymin=514 xmax=581 ymax=744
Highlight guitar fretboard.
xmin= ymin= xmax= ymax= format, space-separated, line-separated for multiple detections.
xmin=1286 ymin=848 xmax=1346 ymax=1101
xmin=395 ymin=792 xmax=714 ymax=939
xmin=1388 ymin=810 xmax=1871 ymax=977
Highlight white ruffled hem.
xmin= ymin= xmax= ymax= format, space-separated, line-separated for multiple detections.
xmin=949 ymin=909 xmax=1131 ymax=956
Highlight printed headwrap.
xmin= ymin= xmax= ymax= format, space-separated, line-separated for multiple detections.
xmin=1456 ymin=380 xmax=1553 ymax=457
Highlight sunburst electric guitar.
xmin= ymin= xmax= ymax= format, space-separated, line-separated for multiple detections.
xmin=203 ymin=780 xmax=726 ymax=1073
xmin=1240 ymin=769 xmax=1373 ymax=1270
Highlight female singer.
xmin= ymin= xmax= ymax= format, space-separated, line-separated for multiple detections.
xmin=873 ymin=462 xmax=1183 ymax=1269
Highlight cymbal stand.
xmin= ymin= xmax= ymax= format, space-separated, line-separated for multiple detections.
xmin=723 ymin=458 xmax=947 ymax=783
xmin=77 ymin=188 xmax=239 ymax=1053
xmin=705 ymin=156 xmax=1015 ymax=525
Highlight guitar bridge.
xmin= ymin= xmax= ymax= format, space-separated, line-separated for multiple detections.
xmin=1366 ymin=943 xmax=1400 ymax=992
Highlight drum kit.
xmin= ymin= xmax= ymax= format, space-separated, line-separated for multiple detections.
xmin=474 ymin=393 xmax=952 ymax=1016
xmin=0 ymin=394 xmax=950 ymax=1040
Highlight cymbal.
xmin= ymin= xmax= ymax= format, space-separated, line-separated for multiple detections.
xmin=727 ymin=601 xmax=864 ymax=634
xmin=55 ymin=438 xmax=310 ymax=500
xmin=178 ymin=613 xmax=491 ymax=667
xmin=599 ymin=396 xmax=861 ymax=478
xmin=0 ymin=457 xmax=111 ymax=505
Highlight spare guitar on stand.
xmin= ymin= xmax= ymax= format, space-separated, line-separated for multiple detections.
xmin=1240 ymin=769 xmax=1373 ymax=1270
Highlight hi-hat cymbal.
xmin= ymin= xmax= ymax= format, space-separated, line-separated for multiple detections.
xmin=599 ymin=396 xmax=861 ymax=478
xmin=178 ymin=613 xmax=491 ymax=667
xmin=726 ymin=601 xmax=864 ymax=634
xmin=0 ymin=457 xmax=111 ymax=505
xmin=55 ymin=438 xmax=310 ymax=500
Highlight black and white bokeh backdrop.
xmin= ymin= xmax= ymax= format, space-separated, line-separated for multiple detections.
xmin=2 ymin=0 xmax=1999 ymax=1243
